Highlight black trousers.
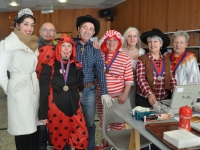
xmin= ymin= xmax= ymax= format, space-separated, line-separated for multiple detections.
xmin=135 ymin=93 xmax=152 ymax=107
xmin=15 ymin=126 xmax=40 ymax=150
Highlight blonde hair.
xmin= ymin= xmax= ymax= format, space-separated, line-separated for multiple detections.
xmin=122 ymin=27 xmax=141 ymax=49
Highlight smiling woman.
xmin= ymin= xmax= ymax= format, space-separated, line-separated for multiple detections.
xmin=122 ymin=27 xmax=146 ymax=109
xmin=166 ymin=30 xmax=200 ymax=86
xmin=96 ymin=30 xmax=133 ymax=150
xmin=0 ymin=8 xmax=40 ymax=150
xmin=38 ymin=34 xmax=88 ymax=150
xmin=136 ymin=28 xmax=177 ymax=108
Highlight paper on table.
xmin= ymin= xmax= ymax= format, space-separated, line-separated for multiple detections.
xmin=174 ymin=114 xmax=200 ymax=130
xmin=163 ymin=129 xmax=200 ymax=149
xmin=194 ymin=102 xmax=200 ymax=112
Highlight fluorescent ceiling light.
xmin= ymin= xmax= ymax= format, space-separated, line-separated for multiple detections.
xmin=58 ymin=0 xmax=67 ymax=3
xmin=41 ymin=10 xmax=54 ymax=14
xmin=10 ymin=2 xmax=18 ymax=6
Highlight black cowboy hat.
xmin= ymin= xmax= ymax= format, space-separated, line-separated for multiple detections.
xmin=76 ymin=15 xmax=100 ymax=37
xmin=140 ymin=28 xmax=170 ymax=48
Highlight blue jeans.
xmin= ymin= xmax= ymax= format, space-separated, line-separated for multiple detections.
xmin=81 ymin=84 xmax=96 ymax=150
xmin=39 ymin=125 xmax=51 ymax=149
xmin=63 ymin=143 xmax=71 ymax=150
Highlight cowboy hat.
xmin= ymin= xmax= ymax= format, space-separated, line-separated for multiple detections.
xmin=140 ymin=28 xmax=170 ymax=48
xmin=76 ymin=15 xmax=100 ymax=37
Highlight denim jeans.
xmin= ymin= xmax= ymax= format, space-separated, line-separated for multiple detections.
xmin=63 ymin=143 xmax=71 ymax=150
xmin=40 ymin=125 xmax=71 ymax=150
xmin=81 ymin=84 xmax=96 ymax=150
xmin=39 ymin=125 xmax=51 ymax=149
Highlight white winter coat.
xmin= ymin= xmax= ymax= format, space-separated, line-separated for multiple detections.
xmin=0 ymin=32 xmax=39 ymax=135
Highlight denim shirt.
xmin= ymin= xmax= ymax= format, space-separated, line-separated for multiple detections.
xmin=76 ymin=40 xmax=108 ymax=95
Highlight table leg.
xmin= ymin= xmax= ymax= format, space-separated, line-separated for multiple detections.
xmin=126 ymin=123 xmax=141 ymax=150
xmin=128 ymin=129 xmax=140 ymax=150
xmin=134 ymin=130 xmax=140 ymax=150
xmin=129 ymin=129 xmax=135 ymax=150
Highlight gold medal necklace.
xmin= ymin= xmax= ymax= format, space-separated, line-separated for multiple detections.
xmin=61 ymin=59 xmax=70 ymax=91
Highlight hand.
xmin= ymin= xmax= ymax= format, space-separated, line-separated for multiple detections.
xmin=118 ymin=93 xmax=128 ymax=104
xmin=92 ymin=41 xmax=100 ymax=49
xmin=39 ymin=119 xmax=48 ymax=125
xmin=148 ymin=94 xmax=157 ymax=106
xmin=101 ymin=94 xmax=115 ymax=108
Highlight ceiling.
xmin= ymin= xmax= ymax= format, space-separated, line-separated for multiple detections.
xmin=0 ymin=0 xmax=125 ymax=12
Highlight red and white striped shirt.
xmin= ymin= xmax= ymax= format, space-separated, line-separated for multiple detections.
xmin=100 ymin=51 xmax=133 ymax=97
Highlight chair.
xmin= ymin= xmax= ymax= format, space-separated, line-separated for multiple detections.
xmin=102 ymin=98 xmax=151 ymax=150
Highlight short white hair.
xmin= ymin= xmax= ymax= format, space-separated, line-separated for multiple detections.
xmin=147 ymin=35 xmax=163 ymax=44
xmin=172 ymin=30 xmax=189 ymax=42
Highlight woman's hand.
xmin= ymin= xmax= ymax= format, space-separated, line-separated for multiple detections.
xmin=92 ymin=41 xmax=100 ymax=49
xmin=148 ymin=94 xmax=157 ymax=106
xmin=39 ymin=119 xmax=48 ymax=125
xmin=118 ymin=93 xmax=128 ymax=104
xmin=118 ymin=84 xmax=131 ymax=104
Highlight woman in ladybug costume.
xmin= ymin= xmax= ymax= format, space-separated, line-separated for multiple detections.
xmin=38 ymin=34 xmax=88 ymax=150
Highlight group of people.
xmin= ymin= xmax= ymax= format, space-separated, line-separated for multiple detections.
xmin=0 ymin=7 xmax=200 ymax=150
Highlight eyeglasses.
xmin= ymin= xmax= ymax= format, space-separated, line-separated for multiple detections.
xmin=106 ymin=39 xmax=118 ymax=43
xmin=41 ymin=28 xmax=55 ymax=33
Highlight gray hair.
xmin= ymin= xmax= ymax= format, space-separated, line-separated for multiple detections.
xmin=172 ymin=30 xmax=189 ymax=42
xmin=147 ymin=35 xmax=163 ymax=44
xmin=122 ymin=27 xmax=141 ymax=49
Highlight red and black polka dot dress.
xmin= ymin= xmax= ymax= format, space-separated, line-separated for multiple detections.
xmin=39 ymin=59 xmax=88 ymax=150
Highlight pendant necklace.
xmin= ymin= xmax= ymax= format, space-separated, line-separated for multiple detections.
xmin=81 ymin=46 xmax=84 ymax=55
xmin=61 ymin=59 xmax=70 ymax=91
xmin=105 ymin=51 xmax=119 ymax=73
xmin=151 ymin=59 xmax=164 ymax=81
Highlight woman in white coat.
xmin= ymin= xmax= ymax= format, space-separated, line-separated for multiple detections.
xmin=0 ymin=8 xmax=39 ymax=150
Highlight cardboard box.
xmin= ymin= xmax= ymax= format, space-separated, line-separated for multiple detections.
xmin=134 ymin=110 xmax=156 ymax=121
xmin=163 ymin=129 xmax=200 ymax=149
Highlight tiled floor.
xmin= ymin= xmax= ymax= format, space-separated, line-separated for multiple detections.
xmin=0 ymin=87 xmax=103 ymax=150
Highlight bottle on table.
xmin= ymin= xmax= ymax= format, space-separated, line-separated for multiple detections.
xmin=178 ymin=105 xmax=192 ymax=131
